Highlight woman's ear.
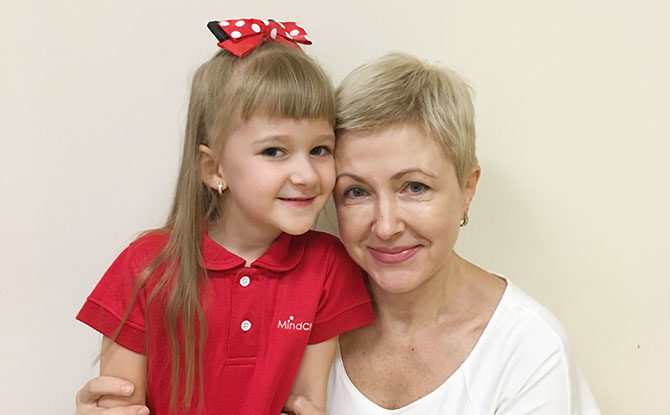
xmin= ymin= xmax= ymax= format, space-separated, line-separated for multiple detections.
xmin=462 ymin=165 xmax=481 ymax=214
xmin=199 ymin=144 xmax=226 ymax=193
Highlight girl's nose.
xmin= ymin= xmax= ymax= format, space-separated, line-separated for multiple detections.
xmin=289 ymin=156 xmax=319 ymax=187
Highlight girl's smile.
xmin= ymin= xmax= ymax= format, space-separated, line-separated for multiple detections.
xmin=278 ymin=196 xmax=317 ymax=207
xmin=207 ymin=115 xmax=336 ymax=258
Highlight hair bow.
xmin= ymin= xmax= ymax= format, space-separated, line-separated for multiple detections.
xmin=207 ymin=19 xmax=312 ymax=57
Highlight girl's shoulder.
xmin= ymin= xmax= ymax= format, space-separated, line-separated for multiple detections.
xmin=298 ymin=231 xmax=359 ymax=273
xmin=129 ymin=229 xmax=170 ymax=250
xmin=120 ymin=229 xmax=171 ymax=269
xmin=130 ymin=229 xmax=170 ymax=245
xmin=299 ymin=229 xmax=342 ymax=244
xmin=300 ymin=230 xmax=347 ymax=253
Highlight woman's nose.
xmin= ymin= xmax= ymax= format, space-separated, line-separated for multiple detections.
xmin=371 ymin=196 xmax=404 ymax=240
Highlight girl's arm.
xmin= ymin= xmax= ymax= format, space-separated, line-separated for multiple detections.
xmin=98 ymin=336 xmax=148 ymax=408
xmin=286 ymin=336 xmax=338 ymax=413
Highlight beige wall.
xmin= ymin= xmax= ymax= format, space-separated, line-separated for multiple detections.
xmin=2 ymin=1 xmax=668 ymax=414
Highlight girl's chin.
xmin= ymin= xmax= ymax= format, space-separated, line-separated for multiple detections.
xmin=280 ymin=223 xmax=314 ymax=236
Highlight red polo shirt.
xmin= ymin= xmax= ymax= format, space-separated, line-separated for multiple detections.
xmin=76 ymin=230 xmax=374 ymax=415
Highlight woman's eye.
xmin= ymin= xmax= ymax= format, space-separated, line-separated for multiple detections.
xmin=310 ymin=145 xmax=332 ymax=156
xmin=405 ymin=182 xmax=428 ymax=193
xmin=344 ymin=187 xmax=368 ymax=198
xmin=262 ymin=147 xmax=285 ymax=157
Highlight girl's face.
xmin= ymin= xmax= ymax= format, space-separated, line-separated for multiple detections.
xmin=333 ymin=124 xmax=479 ymax=295
xmin=215 ymin=115 xmax=336 ymax=244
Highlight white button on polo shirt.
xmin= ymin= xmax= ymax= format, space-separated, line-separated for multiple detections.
xmin=241 ymin=320 xmax=252 ymax=332
xmin=240 ymin=276 xmax=250 ymax=287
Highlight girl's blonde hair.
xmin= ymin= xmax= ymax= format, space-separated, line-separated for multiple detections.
xmin=110 ymin=41 xmax=335 ymax=413
xmin=335 ymin=52 xmax=477 ymax=187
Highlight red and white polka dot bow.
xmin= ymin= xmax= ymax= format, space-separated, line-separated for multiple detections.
xmin=207 ymin=19 xmax=312 ymax=57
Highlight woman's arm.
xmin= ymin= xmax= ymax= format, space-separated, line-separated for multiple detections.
xmin=74 ymin=376 xmax=149 ymax=415
xmin=284 ymin=336 xmax=338 ymax=413
xmin=282 ymin=395 xmax=329 ymax=415
xmin=97 ymin=337 xmax=147 ymax=408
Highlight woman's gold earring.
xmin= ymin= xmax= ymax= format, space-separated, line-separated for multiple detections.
xmin=460 ymin=214 xmax=469 ymax=227
xmin=217 ymin=183 xmax=223 ymax=195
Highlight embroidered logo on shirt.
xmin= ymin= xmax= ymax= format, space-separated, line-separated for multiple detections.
xmin=277 ymin=315 xmax=312 ymax=331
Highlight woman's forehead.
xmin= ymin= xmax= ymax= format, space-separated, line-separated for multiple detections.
xmin=335 ymin=124 xmax=453 ymax=176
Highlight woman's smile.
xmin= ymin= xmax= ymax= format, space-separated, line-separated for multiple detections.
xmin=334 ymin=123 xmax=475 ymax=294
xmin=367 ymin=245 xmax=422 ymax=264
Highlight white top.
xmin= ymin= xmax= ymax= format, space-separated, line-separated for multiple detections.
xmin=327 ymin=278 xmax=600 ymax=415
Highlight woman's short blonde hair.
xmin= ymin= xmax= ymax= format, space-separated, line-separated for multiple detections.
xmin=336 ymin=52 xmax=477 ymax=186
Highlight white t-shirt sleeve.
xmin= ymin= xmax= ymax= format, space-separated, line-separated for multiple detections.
xmin=487 ymin=284 xmax=600 ymax=415
xmin=495 ymin=344 xmax=598 ymax=414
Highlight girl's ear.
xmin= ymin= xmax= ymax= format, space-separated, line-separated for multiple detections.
xmin=199 ymin=145 xmax=226 ymax=193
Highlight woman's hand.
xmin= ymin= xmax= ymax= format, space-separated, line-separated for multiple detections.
xmin=74 ymin=376 xmax=149 ymax=415
xmin=281 ymin=394 xmax=329 ymax=415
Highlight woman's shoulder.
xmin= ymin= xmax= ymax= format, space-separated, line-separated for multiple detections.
xmin=465 ymin=277 xmax=600 ymax=414
xmin=466 ymin=276 xmax=579 ymax=382
xmin=495 ymin=279 xmax=572 ymax=349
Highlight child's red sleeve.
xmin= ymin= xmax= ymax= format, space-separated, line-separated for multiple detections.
xmin=76 ymin=238 xmax=158 ymax=354
xmin=308 ymin=240 xmax=375 ymax=345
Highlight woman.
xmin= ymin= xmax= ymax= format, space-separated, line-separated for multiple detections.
xmin=75 ymin=53 xmax=600 ymax=415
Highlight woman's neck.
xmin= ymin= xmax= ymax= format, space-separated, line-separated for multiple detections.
xmin=368 ymin=253 xmax=472 ymax=331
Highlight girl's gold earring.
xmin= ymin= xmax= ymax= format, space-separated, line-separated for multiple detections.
xmin=217 ymin=183 xmax=223 ymax=195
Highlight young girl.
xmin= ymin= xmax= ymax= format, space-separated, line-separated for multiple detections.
xmin=76 ymin=18 xmax=374 ymax=415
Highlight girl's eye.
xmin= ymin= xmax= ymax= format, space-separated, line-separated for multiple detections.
xmin=310 ymin=145 xmax=332 ymax=156
xmin=262 ymin=147 xmax=285 ymax=157
xmin=344 ymin=187 xmax=368 ymax=198
xmin=405 ymin=182 xmax=429 ymax=194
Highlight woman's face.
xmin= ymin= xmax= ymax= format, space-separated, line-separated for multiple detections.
xmin=333 ymin=124 xmax=479 ymax=295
